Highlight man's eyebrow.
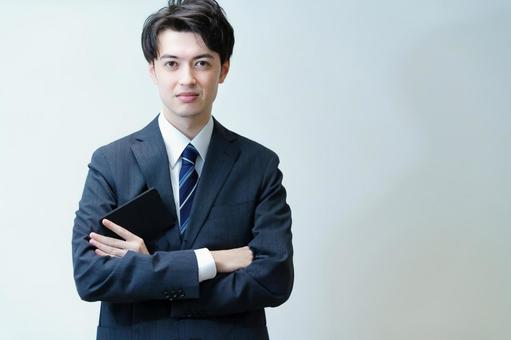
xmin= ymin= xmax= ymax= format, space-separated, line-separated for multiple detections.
xmin=159 ymin=54 xmax=178 ymax=60
xmin=159 ymin=53 xmax=214 ymax=60
xmin=193 ymin=54 xmax=214 ymax=60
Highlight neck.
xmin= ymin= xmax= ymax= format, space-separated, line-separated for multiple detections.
xmin=162 ymin=111 xmax=210 ymax=140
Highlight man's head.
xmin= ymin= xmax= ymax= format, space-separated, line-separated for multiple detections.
xmin=142 ymin=0 xmax=234 ymax=132
xmin=142 ymin=0 xmax=234 ymax=66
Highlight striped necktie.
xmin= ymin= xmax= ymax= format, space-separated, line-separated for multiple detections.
xmin=179 ymin=143 xmax=199 ymax=234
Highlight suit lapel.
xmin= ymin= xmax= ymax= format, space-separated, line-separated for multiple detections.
xmin=181 ymin=119 xmax=240 ymax=249
xmin=130 ymin=116 xmax=178 ymax=227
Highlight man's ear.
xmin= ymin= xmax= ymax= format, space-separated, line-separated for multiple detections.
xmin=218 ymin=60 xmax=230 ymax=84
xmin=148 ymin=61 xmax=158 ymax=84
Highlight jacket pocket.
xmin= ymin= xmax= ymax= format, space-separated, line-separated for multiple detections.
xmin=200 ymin=201 xmax=255 ymax=249
xmin=208 ymin=200 xmax=255 ymax=220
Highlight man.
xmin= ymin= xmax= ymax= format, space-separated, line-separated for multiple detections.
xmin=72 ymin=1 xmax=293 ymax=339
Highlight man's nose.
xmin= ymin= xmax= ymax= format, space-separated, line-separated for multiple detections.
xmin=179 ymin=65 xmax=196 ymax=86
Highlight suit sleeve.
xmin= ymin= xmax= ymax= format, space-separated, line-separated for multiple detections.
xmin=72 ymin=148 xmax=200 ymax=303
xmin=171 ymin=153 xmax=294 ymax=317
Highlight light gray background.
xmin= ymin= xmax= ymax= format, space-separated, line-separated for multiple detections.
xmin=0 ymin=1 xmax=510 ymax=339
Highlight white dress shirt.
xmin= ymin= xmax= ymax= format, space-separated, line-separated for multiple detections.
xmin=158 ymin=112 xmax=216 ymax=282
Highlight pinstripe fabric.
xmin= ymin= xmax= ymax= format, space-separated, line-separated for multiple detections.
xmin=179 ymin=143 xmax=199 ymax=234
xmin=72 ymin=116 xmax=291 ymax=339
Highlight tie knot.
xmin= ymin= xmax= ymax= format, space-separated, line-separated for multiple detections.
xmin=181 ymin=143 xmax=199 ymax=165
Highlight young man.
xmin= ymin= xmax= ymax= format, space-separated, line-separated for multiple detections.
xmin=72 ymin=1 xmax=293 ymax=339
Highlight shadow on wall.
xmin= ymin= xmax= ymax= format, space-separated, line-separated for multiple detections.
xmin=321 ymin=9 xmax=511 ymax=340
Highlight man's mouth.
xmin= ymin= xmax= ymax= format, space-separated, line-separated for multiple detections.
xmin=176 ymin=92 xmax=199 ymax=103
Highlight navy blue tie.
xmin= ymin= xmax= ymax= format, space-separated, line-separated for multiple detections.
xmin=179 ymin=143 xmax=199 ymax=234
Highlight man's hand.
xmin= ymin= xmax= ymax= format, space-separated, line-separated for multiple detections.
xmin=211 ymin=246 xmax=253 ymax=273
xmin=89 ymin=219 xmax=149 ymax=257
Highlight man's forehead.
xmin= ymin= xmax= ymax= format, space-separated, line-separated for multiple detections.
xmin=156 ymin=29 xmax=215 ymax=58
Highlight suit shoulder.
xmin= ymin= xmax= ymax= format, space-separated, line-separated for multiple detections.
xmin=91 ymin=118 xmax=156 ymax=159
xmin=215 ymin=119 xmax=276 ymax=158
xmin=229 ymin=129 xmax=279 ymax=161
xmin=93 ymin=131 xmax=138 ymax=156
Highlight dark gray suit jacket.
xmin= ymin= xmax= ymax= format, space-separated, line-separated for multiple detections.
xmin=72 ymin=116 xmax=293 ymax=340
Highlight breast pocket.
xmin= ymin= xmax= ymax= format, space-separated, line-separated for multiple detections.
xmin=203 ymin=201 xmax=255 ymax=249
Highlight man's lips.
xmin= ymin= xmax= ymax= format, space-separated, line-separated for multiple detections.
xmin=176 ymin=92 xmax=199 ymax=103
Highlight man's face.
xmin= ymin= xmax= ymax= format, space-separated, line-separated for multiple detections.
xmin=149 ymin=29 xmax=229 ymax=124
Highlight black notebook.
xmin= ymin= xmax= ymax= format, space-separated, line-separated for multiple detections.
xmin=99 ymin=188 xmax=173 ymax=241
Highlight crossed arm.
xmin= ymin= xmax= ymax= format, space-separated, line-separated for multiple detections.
xmin=73 ymin=148 xmax=293 ymax=316
xmin=90 ymin=218 xmax=253 ymax=273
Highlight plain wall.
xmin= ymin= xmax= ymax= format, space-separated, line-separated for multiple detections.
xmin=0 ymin=1 xmax=510 ymax=339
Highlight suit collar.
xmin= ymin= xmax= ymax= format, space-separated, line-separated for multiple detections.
xmin=131 ymin=115 xmax=240 ymax=248
xmin=131 ymin=116 xmax=178 ymax=226
xmin=157 ymin=113 xmax=214 ymax=170
xmin=181 ymin=117 xmax=240 ymax=248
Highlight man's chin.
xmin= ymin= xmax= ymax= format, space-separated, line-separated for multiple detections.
xmin=165 ymin=110 xmax=210 ymax=121
xmin=176 ymin=112 xmax=206 ymax=119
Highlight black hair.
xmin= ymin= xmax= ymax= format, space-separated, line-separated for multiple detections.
xmin=141 ymin=0 xmax=234 ymax=65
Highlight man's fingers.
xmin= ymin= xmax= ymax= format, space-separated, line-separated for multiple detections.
xmin=90 ymin=238 xmax=126 ymax=257
xmin=102 ymin=219 xmax=136 ymax=240
xmin=91 ymin=220 xmax=149 ymax=256
xmin=90 ymin=232 xmax=128 ymax=249
xmin=95 ymin=249 xmax=114 ymax=257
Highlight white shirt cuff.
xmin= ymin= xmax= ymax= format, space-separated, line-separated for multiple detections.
xmin=194 ymin=248 xmax=217 ymax=282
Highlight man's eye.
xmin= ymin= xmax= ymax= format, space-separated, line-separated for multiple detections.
xmin=165 ymin=61 xmax=178 ymax=69
xmin=195 ymin=60 xmax=210 ymax=69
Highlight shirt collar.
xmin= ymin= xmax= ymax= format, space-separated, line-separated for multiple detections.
xmin=158 ymin=113 xmax=214 ymax=169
